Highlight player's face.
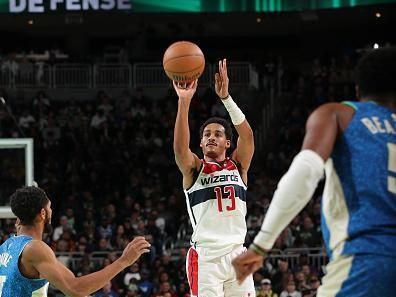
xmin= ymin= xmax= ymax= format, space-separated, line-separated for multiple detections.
xmin=200 ymin=123 xmax=230 ymax=159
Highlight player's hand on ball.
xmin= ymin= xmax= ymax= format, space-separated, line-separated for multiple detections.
xmin=173 ymin=79 xmax=198 ymax=102
xmin=215 ymin=58 xmax=229 ymax=99
xmin=119 ymin=236 xmax=151 ymax=268
xmin=232 ymin=249 xmax=264 ymax=284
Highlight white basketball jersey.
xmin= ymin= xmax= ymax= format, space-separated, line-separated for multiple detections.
xmin=184 ymin=157 xmax=248 ymax=259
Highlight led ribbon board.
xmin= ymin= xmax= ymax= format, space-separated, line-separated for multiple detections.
xmin=1 ymin=0 xmax=396 ymax=13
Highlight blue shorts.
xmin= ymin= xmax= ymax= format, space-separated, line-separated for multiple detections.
xmin=318 ymin=254 xmax=396 ymax=297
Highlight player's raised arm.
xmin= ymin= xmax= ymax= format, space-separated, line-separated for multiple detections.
xmin=173 ymin=80 xmax=201 ymax=187
xmin=26 ymin=237 xmax=150 ymax=297
xmin=215 ymin=59 xmax=254 ymax=176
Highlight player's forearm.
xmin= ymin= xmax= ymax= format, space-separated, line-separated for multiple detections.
xmin=173 ymin=99 xmax=191 ymax=154
xmin=253 ymin=150 xmax=324 ymax=250
xmin=70 ymin=259 xmax=125 ymax=296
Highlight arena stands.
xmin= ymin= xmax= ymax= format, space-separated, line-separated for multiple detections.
xmin=1 ymin=2 xmax=395 ymax=296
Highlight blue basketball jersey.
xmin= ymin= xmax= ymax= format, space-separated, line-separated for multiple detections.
xmin=0 ymin=235 xmax=49 ymax=297
xmin=321 ymin=101 xmax=396 ymax=260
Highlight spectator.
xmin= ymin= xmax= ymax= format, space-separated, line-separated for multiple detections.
xmin=138 ymin=270 xmax=155 ymax=297
xmin=125 ymin=278 xmax=140 ymax=296
xmin=18 ymin=109 xmax=35 ymax=130
xmin=123 ymin=263 xmax=141 ymax=287
xmin=94 ymin=282 xmax=119 ymax=297
xmin=294 ymin=216 xmax=321 ymax=247
xmin=155 ymin=281 xmax=177 ymax=297
xmin=308 ymin=276 xmax=320 ymax=296
xmin=53 ymin=215 xmax=73 ymax=241
xmin=271 ymin=258 xmax=290 ymax=294
xmin=280 ymin=281 xmax=302 ymax=297
xmin=294 ymin=271 xmax=310 ymax=293
xmin=257 ymin=278 xmax=278 ymax=297
xmin=91 ymin=109 xmax=107 ymax=129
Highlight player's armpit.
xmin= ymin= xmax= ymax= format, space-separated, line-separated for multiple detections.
xmin=175 ymin=151 xmax=202 ymax=189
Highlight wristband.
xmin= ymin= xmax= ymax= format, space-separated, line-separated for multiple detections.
xmin=221 ymin=95 xmax=245 ymax=126
xmin=249 ymin=243 xmax=268 ymax=257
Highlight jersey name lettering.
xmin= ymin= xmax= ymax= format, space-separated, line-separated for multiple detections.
xmin=361 ymin=116 xmax=396 ymax=135
xmin=200 ymin=174 xmax=239 ymax=186
xmin=0 ymin=253 xmax=12 ymax=268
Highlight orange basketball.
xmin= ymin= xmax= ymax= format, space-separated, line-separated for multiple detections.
xmin=163 ymin=41 xmax=205 ymax=82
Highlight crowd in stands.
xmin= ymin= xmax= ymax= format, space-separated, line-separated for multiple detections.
xmin=0 ymin=52 xmax=357 ymax=296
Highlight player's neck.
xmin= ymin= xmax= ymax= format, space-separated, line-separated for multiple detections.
xmin=17 ymin=225 xmax=43 ymax=240
xmin=204 ymin=153 xmax=227 ymax=163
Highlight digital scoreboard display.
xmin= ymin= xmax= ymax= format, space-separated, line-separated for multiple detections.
xmin=1 ymin=0 xmax=395 ymax=13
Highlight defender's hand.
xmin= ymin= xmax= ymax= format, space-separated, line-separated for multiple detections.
xmin=119 ymin=236 xmax=150 ymax=268
xmin=232 ymin=249 xmax=264 ymax=284
xmin=173 ymin=80 xmax=198 ymax=102
xmin=215 ymin=58 xmax=229 ymax=99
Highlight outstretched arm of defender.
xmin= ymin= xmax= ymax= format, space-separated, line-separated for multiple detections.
xmin=173 ymin=80 xmax=201 ymax=183
xmin=215 ymin=59 xmax=254 ymax=172
xmin=25 ymin=237 xmax=150 ymax=297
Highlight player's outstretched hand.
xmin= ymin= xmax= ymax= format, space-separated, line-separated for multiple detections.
xmin=215 ymin=58 xmax=229 ymax=99
xmin=173 ymin=79 xmax=198 ymax=102
xmin=119 ymin=236 xmax=151 ymax=268
xmin=232 ymin=249 xmax=264 ymax=284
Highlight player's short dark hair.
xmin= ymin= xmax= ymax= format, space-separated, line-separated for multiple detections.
xmin=356 ymin=47 xmax=396 ymax=98
xmin=199 ymin=117 xmax=233 ymax=142
xmin=10 ymin=186 xmax=49 ymax=225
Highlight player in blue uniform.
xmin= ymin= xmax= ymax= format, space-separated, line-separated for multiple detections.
xmin=0 ymin=186 xmax=150 ymax=297
xmin=232 ymin=47 xmax=396 ymax=297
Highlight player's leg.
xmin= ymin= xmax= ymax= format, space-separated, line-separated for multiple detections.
xmin=224 ymin=246 xmax=256 ymax=297
xmin=317 ymin=254 xmax=396 ymax=297
xmin=186 ymin=246 xmax=225 ymax=297
xmin=186 ymin=247 xmax=199 ymax=297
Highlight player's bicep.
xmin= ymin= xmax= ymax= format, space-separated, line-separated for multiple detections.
xmin=302 ymin=104 xmax=339 ymax=161
xmin=37 ymin=260 xmax=77 ymax=295
xmin=27 ymin=242 xmax=78 ymax=296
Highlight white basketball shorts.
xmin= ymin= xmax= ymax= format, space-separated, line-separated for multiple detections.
xmin=186 ymin=245 xmax=256 ymax=297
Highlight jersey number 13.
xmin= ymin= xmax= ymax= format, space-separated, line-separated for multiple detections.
xmin=214 ymin=186 xmax=236 ymax=212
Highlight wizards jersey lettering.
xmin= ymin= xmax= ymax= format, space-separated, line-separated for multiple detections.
xmin=184 ymin=158 xmax=248 ymax=259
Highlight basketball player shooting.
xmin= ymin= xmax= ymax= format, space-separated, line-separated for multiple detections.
xmin=232 ymin=47 xmax=396 ymax=297
xmin=173 ymin=59 xmax=256 ymax=297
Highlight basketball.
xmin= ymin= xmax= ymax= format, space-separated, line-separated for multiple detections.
xmin=163 ymin=41 xmax=205 ymax=82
